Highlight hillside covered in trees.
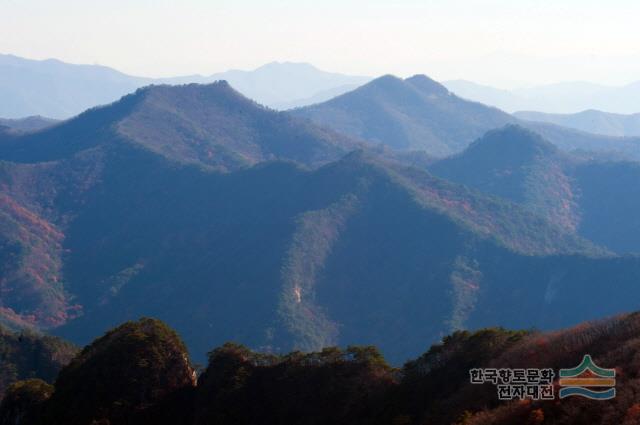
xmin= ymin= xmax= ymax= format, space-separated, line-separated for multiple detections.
xmin=0 ymin=325 xmax=76 ymax=399
xmin=3 ymin=315 xmax=640 ymax=425
xmin=430 ymin=125 xmax=640 ymax=254
xmin=2 ymin=83 xmax=640 ymax=366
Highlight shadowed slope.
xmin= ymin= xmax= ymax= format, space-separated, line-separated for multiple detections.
xmin=431 ymin=125 xmax=640 ymax=253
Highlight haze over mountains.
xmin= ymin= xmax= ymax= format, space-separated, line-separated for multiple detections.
xmin=5 ymin=53 xmax=640 ymax=123
xmin=444 ymin=79 xmax=640 ymax=114
xmin=293 ymin=74 xmax=640 ymax=159
xmin=515 ymin=109 xmax=640 ymax=137
xmin=210 ymin=62 xmax=370 ymax=110
xmin=2 ymin=79 xmax=640 ymax=367
xmin=0 ymin=54 xmax=370 ymax=119
xmin=0 ymin=116 xmax=59 ymax=134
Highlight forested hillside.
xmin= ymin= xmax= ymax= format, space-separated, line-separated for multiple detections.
xmin=0 ymin=325 xmax=76 ymax=399
xmin=4 ymin=315 xmax=640 ymax=425
xmin=1 ymin=83 xmax=640 ymax=366
xmin=431 ymin=125 xmax=640 ymax=253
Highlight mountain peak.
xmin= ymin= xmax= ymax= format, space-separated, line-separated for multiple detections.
xmin=361 ymin=74 xmax=405 ymax=89
xmin=138 ymin=79 xmax=236 ymax=95
xmin=0 ymin=81 xmax=356 ymax=169
xmin=471 ymin=124 xmax=558 ymax=158
xmin=136 ymin=80 xmax=248 ymax=106
xmin=405 ymin=74 xmax=449 ymax=95
xmin=293 ymin=73 xmax=514 ymax=155
xmin=430 ymin=124 xmax=573 ymax=231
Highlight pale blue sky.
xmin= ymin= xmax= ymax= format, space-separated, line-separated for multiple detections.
xmin=1 ymin=0 xmax=639 ymax=87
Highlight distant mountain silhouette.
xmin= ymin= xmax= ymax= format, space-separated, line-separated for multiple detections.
xmin=515 ymin=109 xmax=640 ymax=137
xmin=431 ymin=125 xmax=640 ymax=254
xmin=0 ymin=54 xmax=370 ymax=118
xmin=277 ymin=83 xmax=365 ymax=110
xmin=294 ymin=75 xmax=640 ymax=159
xmin=0 ymin=54 xmax=151 ymax=119
xmin=209 ymin=62 xmax=370 ymax=109
xmin=444 ymin=79 xmax=640 ymax=114
xmin=443 ymin=79 xmax=526 ymax=112
xmin=0 ymin=116 xmax=59 ymax=133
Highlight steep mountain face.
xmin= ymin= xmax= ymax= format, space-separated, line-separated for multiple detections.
xmin=294 ymin=75 xmax=640 ymax=159
xmin=0 ymin=325 xmax=77 ymax=399
xmin=6 ymin=314 xmax=640 ymax=425
xmin=430 ymin=125 xmax=640 ymax=254
xmin=2 ymin=83 xmax=640 ymax=367
xmin=515 ymin=109 xmax=640 ymax=137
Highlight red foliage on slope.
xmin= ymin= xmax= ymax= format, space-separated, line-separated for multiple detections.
xmin=0 ymin=193 xmax=73 ymax=327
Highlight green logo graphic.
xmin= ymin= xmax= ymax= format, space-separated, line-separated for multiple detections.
xmin=558 ymin=355 xmax=615 ymax=400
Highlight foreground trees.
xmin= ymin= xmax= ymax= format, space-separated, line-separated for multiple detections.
xmin=3 ymin=313 xmax=640 ymax=425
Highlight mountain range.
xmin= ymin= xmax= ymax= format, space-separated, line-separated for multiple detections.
xmin=444 ymin=79 xmax=640 ymax=114
xmin=515 ymin=109 xmax=640 ymax=137
xmin=0 ymin=54 xmax=370 ymax=119
xmin=2 ymin=81 xmax=640 ymax=367
xmin=293 ymin=74 xmax=640 ymax=159
xmin=6 ymin=52 xmax=640 ymax=123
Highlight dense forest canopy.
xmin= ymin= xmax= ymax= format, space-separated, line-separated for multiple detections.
xmin=3 ymin=314 xmax=640 ymax=425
